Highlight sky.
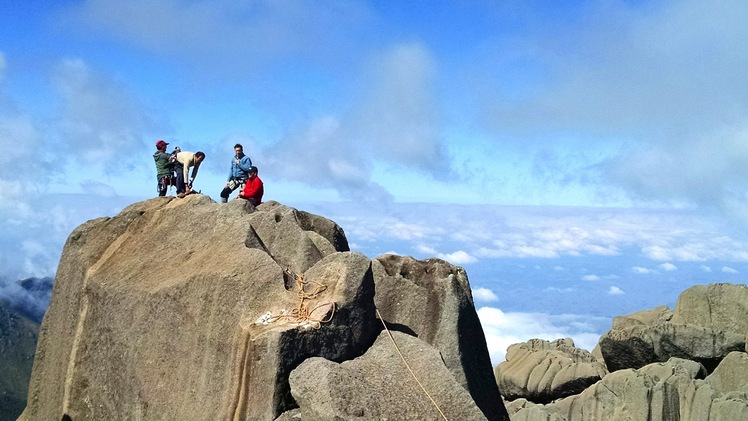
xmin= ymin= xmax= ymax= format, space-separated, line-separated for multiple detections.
xmin=2 ymin=0 xmax=748 ymax=365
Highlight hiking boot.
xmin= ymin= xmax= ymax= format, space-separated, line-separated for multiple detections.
xmin=177 ymin=193 xmax=185 ymax=198
xmin=221 ymin=197 xmax=228 ymax=203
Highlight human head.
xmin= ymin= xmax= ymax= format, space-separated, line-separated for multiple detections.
xmin=248 ymin=166 xmax=258 ymax=177
xmin=234 ymin=143 xmax=243 ymax=154
xmin=156 ymin=140 xmax=168 ymax=151
xmin=195 ymin=151 xmax=206 ymax=163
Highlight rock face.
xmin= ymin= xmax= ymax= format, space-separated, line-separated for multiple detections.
xmin=495 ymin=338 xmax=607 ymax=403
xmin=599 ymin=283 xmax=748 ymax=372
xmin=20 ymin=196 xmax=506 ymax=420
xmin=0 ymin=305 xmax=38 ymax=421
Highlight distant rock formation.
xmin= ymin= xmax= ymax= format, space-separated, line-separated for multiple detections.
xmin=495 ymin=338 xmax=607 ymax=403
xmin=19 ymin=196 xmax=507 ymax=420
xmin=502 ymin=283 xmax=748 ymax=420
xmin=600 ymin=283 xmax=748 ymax=372
xmin=0 ymin=304 xmax=38 ymax=421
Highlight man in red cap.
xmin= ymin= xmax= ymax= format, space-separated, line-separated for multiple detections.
xmin=153 ymin=140 xmax=175 ymax=196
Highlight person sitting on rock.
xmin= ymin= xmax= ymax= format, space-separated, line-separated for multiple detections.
xmin=236 ymin=166 xmax=263 ymax=206
xmin=175 ymin=150 xmax=205 ymax=198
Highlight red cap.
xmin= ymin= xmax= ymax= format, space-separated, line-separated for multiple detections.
xmin=156 ymin=140 xmax=169 ymax=149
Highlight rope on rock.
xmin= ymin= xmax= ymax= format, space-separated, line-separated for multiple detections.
xmin=376 ymin=309 xmax=449 ymax=421
xmin=258 ymin=268 xmax=335 ymax=329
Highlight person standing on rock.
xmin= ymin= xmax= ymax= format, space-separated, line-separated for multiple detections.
xmin=219 ymin=143 xmax=252 ymax=203
xmin=236 ymin=166 xmax=263 ymax=206
xmin=175 ymin=150 xmax=205 ymax=198
xmin=153 ymin=139 xmax=174 ymax=197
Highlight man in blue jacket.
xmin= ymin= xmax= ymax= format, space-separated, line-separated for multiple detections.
xmin=220 ymin=143 xmax=253 ymax=203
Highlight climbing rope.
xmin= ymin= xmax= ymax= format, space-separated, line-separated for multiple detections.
xmin=376 ymin=309 xmax=449 ymax=421
xmin=257 ymin=268 xmax=335 ymax=329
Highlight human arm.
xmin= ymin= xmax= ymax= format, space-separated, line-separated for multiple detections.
xmin=238 ymin=156 xmax=252 ymax=173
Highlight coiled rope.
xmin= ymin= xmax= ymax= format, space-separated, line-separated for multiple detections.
xmin=259 ymin=268 xmax=335 ymax=329
xmin=376 ymin=309 xmax=449 ymax=421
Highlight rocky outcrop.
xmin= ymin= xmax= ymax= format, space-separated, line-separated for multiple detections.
xmin=495 ymin=338 xmax=607 ymax=403
xmin=502 ymin=284 xmax=748 ymax=420
xmin=373 ymin=254 xmax=506 ymax=420
xmin=508 ymin=355 xmax=748 ymax=421
xmin=20 ymin=196 xmax=506 ymax=420
xmin=0 ymin=305 xmax=38 ymax=421
xmin=599 ymin=284 xmax=748 ymax=372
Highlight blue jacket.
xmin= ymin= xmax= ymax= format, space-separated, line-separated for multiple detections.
xmin=228 ymin=153 xmax=252 ymax=181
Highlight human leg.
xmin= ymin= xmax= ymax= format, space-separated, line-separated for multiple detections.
xmin=175 ymin=164 xmax=186 ymax=194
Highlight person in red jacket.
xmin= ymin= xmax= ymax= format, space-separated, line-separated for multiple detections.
xmin=236 ymin=166 xmax=263 ymax=206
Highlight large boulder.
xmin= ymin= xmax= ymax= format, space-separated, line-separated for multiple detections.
xmin=285 ymin=331 xmax=488 ymax=420
xmin=599 ymin=284 xmax=748 ymax=372
xmin=20 ymin=196 xmax=505 ymax=420
xmin=20 ymin=197 xmax=376 ymax=420
xmin=495 ymin=338 xmax=607 ymax=403
xmin=372 ymin=254 xmax=507 ymax=420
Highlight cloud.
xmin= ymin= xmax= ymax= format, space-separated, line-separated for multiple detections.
xmin=472 ymin=1 xmax=748 ymax=217
xmin=608 ymin=286 xmax=625 ymax=295
xmin=658 ymin=263 xmax=678 ymax=271
xmin=722 ymin=266 xmax=739 ymax=274
xmin=0 ymin=276 xmax=53 ymax=323
xmin=51 ymin=58 xmax=159 ymax=168
xmin=472 ymin=287 xmax=498 ymax=303
xmin=66 ymin=0 xmax=375 ymax=77
xmin=477 ymin=306 xmax=609 ymax=365
xmin=582 ymin=275 xmax=599 ymax=282
xmin=437 ymin=250 xmax=477 ymax=265
xmin=632 ymin=266 xmax=651 ymax=274
xmin=351 ymin=42 xmax=448 ymax=175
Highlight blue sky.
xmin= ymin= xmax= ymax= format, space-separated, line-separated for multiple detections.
xmin=2 ymin=0 xmax=748 ymax=364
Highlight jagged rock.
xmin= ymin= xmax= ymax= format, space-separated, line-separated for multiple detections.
xmin=495 ymin=338 xmax=607 ymax=403
xmin=0 ymin=305 xmax=38 ymax=421
xmin=372 ymin=254 xmax=508 ymax=420
xmin=511 ymin=356 xmax=748 ymax=421
xmin=19 ymin=196 xmax=505 ymax=420
xmin=599 ymin=284 xmax=747 ymax=372
xmin=287 ymin=331 xmax=487 ymax=420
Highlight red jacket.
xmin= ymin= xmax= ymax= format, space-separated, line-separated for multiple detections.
xmin=238 ymin=176 xmax=264 ymax=205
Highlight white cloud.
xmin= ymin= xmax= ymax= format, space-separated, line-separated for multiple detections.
xmin=658 ymin=263 xmax=678 ymax=271
xmin=701 ymin=265 xmax=712 ymax=272
xmin=582 ymin=275 xmax=600 ymax=282
xmin=608 ymin=286 xmax=625 ymax=295
xmin=632 ymin=266 xmax=651 ymax=274
xmin=437 ymin=250 xmax=477 ymax=265
xmin=472 ymin=287 xmax=498 ymax=303
xmin=722 ymin=266 xmax=739 ymax=274
xmin=477 ymin=306 xmax=609 ymax=365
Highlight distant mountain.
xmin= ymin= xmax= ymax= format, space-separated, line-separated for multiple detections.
xmin=0 ymin=276 xmax=53 ymax=323
xmin=0 ymin=304 xmax=39 ymax=421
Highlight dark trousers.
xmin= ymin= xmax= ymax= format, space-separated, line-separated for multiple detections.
xmin=220 ymin=178 xmax=246 ymax=201
xmin=175 ymin=163 xmax=187 ymax=194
